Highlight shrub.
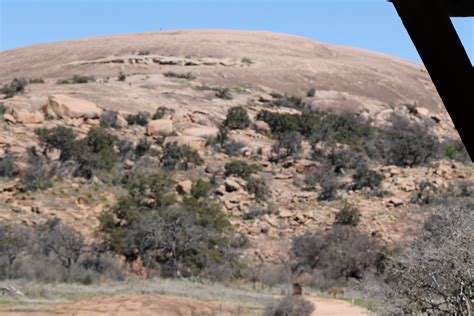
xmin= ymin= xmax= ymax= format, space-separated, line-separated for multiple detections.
xmin=224 ymin=160 xmax=259 ymax=179
xmin=319 ymin=173 xmax=339 ymax=201
xmin=264 ymin=296 xmax=315 ymax=316
xmin=28 ymin=78 xmax=45 ymax=84
xmin=246 ymin=176 xmax=269 ymax=201
xmin=35 ymin=126 xmax=77 ymax=161
xmin=271 ymin=131 xmax=303 ymax=162
xmin=99 ymin=172 xmax=241 ymax=279
xmin=410 ymin=181 xmax=438 ymax=205
xmin=117 ymin=72 xmax=127 ymax=81
xmin=163 ymin=71 xmax=196 ymax=80
xmin=291 ymin=225 xmax=380 ymax=281
xmin=0 ymin=102 xmax=6 ymax=117
xmin=307 ymin=87 xmax=316 ymax=97
xmin=161 ymin=142 xmax=203 ymax=170
xmin=191 ymin=179 xmax=213 ymax=199
xmin=134 ymin=138 xmax=151 ymax=158
xmin=334 ymin=204 xmax=361 ymax=226
xmin=57 ymin=75 xmax=95 ymax=84
xmin=215 ymin=126 xmax=229 ymax=146
xmin=74 ymin=127 xmax=119 ymax=179
xmin=100 ymin=110 xmax=122 ymax=129
xmin=152 ymin=106 xmax=174 ymax=120
xmin=0 ymin=223 xmax=30 ymax=279
xmin=383 ymin=115 xmax=439 ymax=167
xmin=443 ymin=139 xmax=470 ymax=162
xmin=0 ymin=153 xmax=18 ymax=178
xmin=241 ymin=57 xmax=253 ymax=65
xmin=223 ymin=139 xmax=246 ymax=156
xmin=224 ymin=106 xmax=251 ymax=130
xmin=215 ymin=87 xmax=233 ymax=100
xmin=351 ymin=165 xmax=384 ymax=190
xmin=127 ymin=111 xmax=150 ymax=126
xmin=272 ymin=95 xmax=307 ymax=110
xmin=20 ymin=147 xmax=53 ymax=191
xmin=0 ymin=78 xmax=28 ymax=98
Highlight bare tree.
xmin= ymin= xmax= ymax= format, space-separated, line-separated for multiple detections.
xmin=384 ymin=199 xmax=473 ymax=315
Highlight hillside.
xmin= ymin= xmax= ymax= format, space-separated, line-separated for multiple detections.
xmin=0 ymin=30 xmax=472 ymax=314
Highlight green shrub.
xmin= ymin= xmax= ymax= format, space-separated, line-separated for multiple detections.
xmin=57 ymin=75 xmax=95 ymax=84
xmin=291 ymin=225 xmax=380 ymax=281
xmin=411 ymin=181 xmax=438 ymax=205
xmin=0 ymin=102 xmax=6 ymax=117
xmin=117 ymin=72 xmax=127 ymax=81
xmin=383 ymin=115 xmax=439 ymax=167
xmin=307 ymin=87 xmax=316 ymax=97
xmin=163 ymin=71 xmax=196 ymax=80
xmin=152 ymin=106 xmax=174 ymax=120
xmin=0 ymin=153 xmax=18 ymax=178
xmin=28 ymin=78 xmax=45 ymax=84
xmin=224 ymin=106 xmax=251 ymax=130
xmin=223 ymin=139 xmax=246 ymax=156
xmin=100 ymin=110 xmax=122 ymax=129
xmin=351 ymin=165 xmax=384 ymax=190
xmin=443 ymin=140 xmax=470 ymax=162
xmin=224 ymin=160 xmax=259 ymax=179
xmin=99 ymin=172 xmax=241 ymax=279
xmin=127 ymin=111 xmax=150 ymax=126
xmin=191 ymin=179 xmax=213 ymax=199
xmin=20 ymin=147 xmax=53 ymax=191
xmin=271 ymin=131 xmax=303 ymax=162
xmin=0 ymin=78 xmax=28 ymax=98
xmin=134 ymin=138 xmax=151 ymax=158
xmin=246 ymin=176 xmax=269 ymax=201
xmin=272 ymin=95 xmax=307 ymax=110
xmin=335 ymin=204 xmax=361 ymax=226
xmin=161 ymin=142 xmax=203 ymax=170
xmin=35 ymin=126 xmax=77 ymax=161
xmin=264 ymin=296 xmax=315 ymax=316
xmin=215 ymin=87 xmax=233 ymax=100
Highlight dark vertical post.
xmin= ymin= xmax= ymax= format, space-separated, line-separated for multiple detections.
xmin=392 ymin=0 xmax=473 ymax=160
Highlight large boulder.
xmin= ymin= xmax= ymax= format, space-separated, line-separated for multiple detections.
xmin=45 ymin=95 xmax=103 ymax=119
xmin=182 ymin=126 xmax=218 ymax=139
xmin=163 ymin=135 xmax=206 ymax=150
xmin=146 ymin=119 xmax=174 ymax=136
xmin=12 ymin=110 xmax=44 ymax=124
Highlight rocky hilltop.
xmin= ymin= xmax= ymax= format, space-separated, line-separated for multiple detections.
xmin=0 ymin=30 xmax=471 ymax=264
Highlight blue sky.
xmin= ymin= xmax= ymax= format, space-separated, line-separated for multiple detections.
xmin=0 ymin=0 xmax=472 ymax=64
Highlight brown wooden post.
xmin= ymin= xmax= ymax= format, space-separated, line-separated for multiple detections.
xmin=391 ymin=0 xmax=473 ymax=160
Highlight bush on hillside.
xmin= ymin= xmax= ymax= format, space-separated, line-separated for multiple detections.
xmin=0 ymin=153 xmax=18 ymax=178
xmin=246 ymin=176 xmax=270 ymax=201
xmin=161 ymin=142 xmax=203 ymax=170
xmin=20 ymin=147 xmax=53 ymax=191
xmin=224 ymin=160 xmax=259 ymax=179
xmin=0 ymin=78 xmax=28 ymax=98
xmin=271 ymin=131 xmax=303 ymax=162
xmin=215 ymin=87 xmax=233 ymax=100
xmin=127 ymin=111 xmax=150 ymax=126
xmin=224 ymin=106 xmax=251 ymax=130
xmin=191 ymin=179 xmax=213 ymax=199
xmin=334 ymin=204 xmax=361 ymax=226
xmin=291 ymin=225 xmax=380 ymax=282
xmin=351 ymin=164 xmax=384 ymax=191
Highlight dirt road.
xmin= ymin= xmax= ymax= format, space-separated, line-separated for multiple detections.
xmin=1 ymin=294 xmax=369 ymax=315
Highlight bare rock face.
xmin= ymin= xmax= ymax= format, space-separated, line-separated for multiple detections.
xmin=12 ymin=110 xmax=44 ymax=124
xmin=182 ymin=127 xmax=218 ymax=139
xmin=176 ymin=180 xmax=193 ymax=195
xmin=253 ymin=121 xmax=271 ymax=133
xmin=3 ymin=113 xmax=16 ymax=124
xmin=146 ymin=119 xmax=174 ymax=136
xmin=163 ymin=135 xmax=206 ymax=150
xmin=45 ymin=95 xmax=103 ymax=119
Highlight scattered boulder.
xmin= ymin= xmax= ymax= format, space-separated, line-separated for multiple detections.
xmin=253 ymin=120 xmax=271 ymax=133
xmin=146 ymin=119 xmax=174 ymax=136
xmin=3 ymin=113 xmax=16 ymax=123
xmin=176 ymin=180 xmax=193 ymax=195
xmin=12 ymin=110 xmax=44 ymax=124
xmin=45 ymin=95 xmax=103 ymax=119
xmin=386 ymin=197 xmax=404 ymax=207
xmin=224 ymin=177 xmax=244 ymax=192
xmin=163 ymin=135 xmax=206 ymax=150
